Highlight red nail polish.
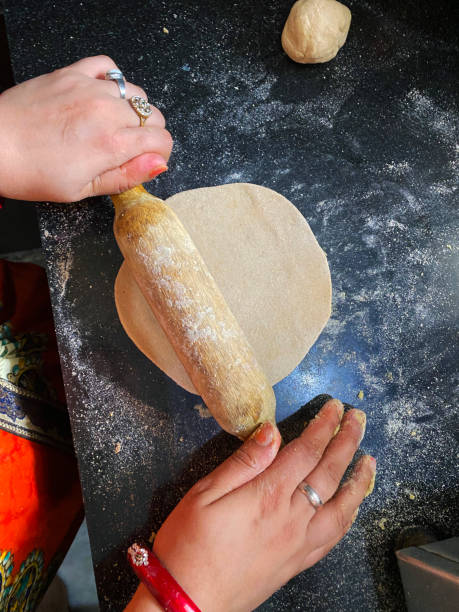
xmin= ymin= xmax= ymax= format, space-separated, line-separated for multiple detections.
xmin=251 ymin=422 xmax=274 ymax=447
xmin=148 ymin=165 xmax=168 ymax=179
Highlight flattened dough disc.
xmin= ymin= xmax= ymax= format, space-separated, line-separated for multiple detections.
xmin=115 ymin=183 xmax=331 ymax=394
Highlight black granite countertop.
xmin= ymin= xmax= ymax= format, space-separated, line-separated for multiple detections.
xmin=5 ymin=1 xmax=458 ymax=610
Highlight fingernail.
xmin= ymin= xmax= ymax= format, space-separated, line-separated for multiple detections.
xmin=352 ymin=409 xmax=367 ymax=443
xmin=148 ymin=164 xmax=168 ymax=179
xmin=315 ymin=398 xmax=344 ymax=425
xmin=250 ymin=422 xmax=274 ymax=447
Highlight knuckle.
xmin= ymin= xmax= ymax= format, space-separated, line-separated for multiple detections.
xmin=278 ymin=444 xmax=296 ymax=464
xmin=232 ymin=447 xmax=258 ymax=471
xmin=87 ymin=96 xmax=109 ymax=114
xmin=299 ymin=435 xmax=324 ymax=461
xmin=113 ymin=165 xmax=131 ymax=194
xmin=93 ymin=129 xmax=125 ymax=165
xmin=55 ymin=70 xmax=78 ymax=88
xmin=109 ymin=129 xmax=122 ymax=150
xmin=323 ymin=459 xmax=343 ymax=486
xmin=256 ymin=477 xmax=283 ymax=517
xmin=148 ymin=128 xmax=173 ymax=158
xmin=96 ymin=54 xmax=115 ymax=65
xmin=52 ymin=64 xmax=73 ymax=79
xmin=110 ymin=131 xmax=128 ymax=159
xmin=188 ymin=477 xmax=213 ymax=499
xmin=54 ymin=63 xmax=69 ymax=74
xmin=89 ymin=175 xmax=102 ymax=197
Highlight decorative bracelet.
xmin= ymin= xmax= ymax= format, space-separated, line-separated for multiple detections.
xmin=127 ymin=543 xmax=202 ymax=612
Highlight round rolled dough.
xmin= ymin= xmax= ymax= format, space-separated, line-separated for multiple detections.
xmin=115 ymin=183 xmax=331 ymax=394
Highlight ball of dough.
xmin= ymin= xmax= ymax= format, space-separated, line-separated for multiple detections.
xmin=281 ymin=0 xmax=351 ymax=64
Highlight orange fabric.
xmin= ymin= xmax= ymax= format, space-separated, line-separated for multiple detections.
xmin=0 ymin=429 xmax=83 ymax=576
xmin=0 ymin=259 xmax=84 ymax=609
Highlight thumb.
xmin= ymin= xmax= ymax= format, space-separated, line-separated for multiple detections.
xmin=198 ymin=423 xmax=281 ymax=502
xmin=85 ymin=152 xmax=168 ymax=197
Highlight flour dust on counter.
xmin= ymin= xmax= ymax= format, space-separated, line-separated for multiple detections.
xmin=40 ymin=201 xmax=181 ymax=520
xmin=8 ymin=0 xmax=456 ymax=608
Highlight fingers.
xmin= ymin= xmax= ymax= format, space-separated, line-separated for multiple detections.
xmin=103 ymin=79 xmax=149 ymax=105
xmin=298 ymin=507 xmax=359 ymax=571
xmin=291 ymin=408 xmax=366 ymax=513
xmin=110 ymin=125 xmax=173 ymax=167
xmin=266 ymin=399 xmax=344 ymax=495
xmin=191 ymin=422 xmax=282 ymax=503
xmin=111 ymin=97 xmax=166 ymax=130
xmin=63 ymin=56 xmax=164 ymax=127
xmin=84 ymin=124 xmax=173 ymax=196
xmin=304 ymin=455 xmax=376 ymax=552
xmin=85 ymin=152 xmax=168 ymax=198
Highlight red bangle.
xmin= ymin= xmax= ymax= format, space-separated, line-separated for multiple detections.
xmin=127 ymin=543 xmax=202 ymax=612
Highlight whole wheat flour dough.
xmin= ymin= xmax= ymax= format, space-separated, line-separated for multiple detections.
xmin=282 ymin=0 xmax=351 ymax=64
xmin=115 ymin=183 xmax=331 ymax=394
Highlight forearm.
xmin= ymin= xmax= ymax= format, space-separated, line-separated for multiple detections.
xmin=0 ymin=90 xmax=20 ymax=200
xmin=124 ymin=584 xmax=164 ymax=611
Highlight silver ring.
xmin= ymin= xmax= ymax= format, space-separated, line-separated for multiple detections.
xmin=105 ymin=69 xmax=126 ymax=99
xmin=298 ymin=482 xmax=323 ymax=510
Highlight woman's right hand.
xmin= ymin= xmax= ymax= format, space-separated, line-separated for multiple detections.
xmin=0 ymin=55 xmax=172 ymax=202
xmin=127 ymin=398 xmax=375 ymax=612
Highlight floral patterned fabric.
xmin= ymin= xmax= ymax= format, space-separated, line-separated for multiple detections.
xmin=0 ymin=259 xmax=84 ymax=610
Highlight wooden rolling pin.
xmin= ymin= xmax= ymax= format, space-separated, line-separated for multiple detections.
xmin=111 ymin=185 xmax=276 ymax=439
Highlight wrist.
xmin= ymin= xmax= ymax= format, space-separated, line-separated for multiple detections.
xmin=127 ymin=543 xmax=201 ymax=612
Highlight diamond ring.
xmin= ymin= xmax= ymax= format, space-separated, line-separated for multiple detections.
xmin=129 ymin=96 xmax=153 ymax=127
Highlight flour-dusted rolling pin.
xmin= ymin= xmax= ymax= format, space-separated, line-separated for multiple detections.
xmin=111 ymin=185 xmax=276 ymax=439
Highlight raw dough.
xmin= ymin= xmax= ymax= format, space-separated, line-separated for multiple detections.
xmin=115 ymin=183 xmax=331 ymax=394
xmin=281 ymin=0 xmax=351 ymax=64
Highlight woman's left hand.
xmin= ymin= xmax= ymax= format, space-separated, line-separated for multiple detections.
xmin=0 ymin=55 xmax=173 ymax=202
xmin=127 ymin=398 xmax=376 ymax=612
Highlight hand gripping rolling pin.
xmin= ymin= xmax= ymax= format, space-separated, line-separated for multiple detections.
xmin=112 ymin=185 xmax=276 ymax=439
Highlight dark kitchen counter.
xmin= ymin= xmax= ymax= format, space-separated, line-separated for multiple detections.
xmin=5 ymin=1 xmax=458 ymax=609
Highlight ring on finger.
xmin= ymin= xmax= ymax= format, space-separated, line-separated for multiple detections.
xmin=105 ymin=69 xmax=126 ymax=99
xmin=298 ymin=482 xmax=323 ymax=510
xmin=129 ymin=95 xmax=153 ymax=127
